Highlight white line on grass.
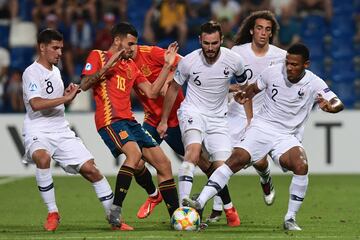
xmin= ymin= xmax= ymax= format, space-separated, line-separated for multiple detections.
xmin=1 ymin=235 xmax=359 ymax=240
xmin=0 ymin=176 xmax=25 ymax=185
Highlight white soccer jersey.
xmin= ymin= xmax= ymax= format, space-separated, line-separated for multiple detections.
xmin=22 ymin=61 xmax=69 ymax=134
xmin=255 ymin=63 xmax=337 ymax=134
xmin=228 ymin=43 xmax=286 ymax=118
xmin=175 ymin=47 xmax=245 ymax=117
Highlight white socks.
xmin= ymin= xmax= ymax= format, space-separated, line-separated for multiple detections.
xmin=178 ymin=161 xmax=195 ymax=205
xmin=92 ymin=177 xmax=114 ymax=215
xmin=212 ymin=195 xmax=223 ymax=211
xmin=285 ymin=174 xmax=308 ymax=221
xmin=198 ymin=164 xmax=234 ymax=208
xmin=36 ymin=168 xmax=58 ymax=213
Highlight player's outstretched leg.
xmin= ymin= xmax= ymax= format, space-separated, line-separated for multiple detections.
xmin=108 ymin=165 xmax=136 ymax=230
xmin=79 ymin=159 xmax=134 ymax=231
xmin=134 ymin=164 xmax=163 ymax=219
xmin=283 ymin=174 xmax=308 ymax=231
xmin=36 ymin=167 xmax=61 ymax=231
xmin=201 ymin=161 xmax=240 ymax=226
xmin=142 ymin=146 xmax=179 ymax=218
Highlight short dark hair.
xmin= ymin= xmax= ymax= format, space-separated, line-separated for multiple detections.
xmin=234 ymin=10 xmax=279 ymax=45
xmin=37 ymin=28 xmax=63 ymax=45
xmin=200 ymin=21 xmax=223 ymax=38
xmin=287 ymin=43 xmax=310 ymax=61
xmin=111 ymin=22 xmax=138 ymax=39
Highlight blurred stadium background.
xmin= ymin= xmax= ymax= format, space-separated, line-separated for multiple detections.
xmin=0 ymin=0 xmax=360 ymax=113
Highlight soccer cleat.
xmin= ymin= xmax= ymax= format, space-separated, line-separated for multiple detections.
xmin=224 ymin=207 xmax=241 ymax=227
xmin=283 ymin=218 xmax=302 ymax=231
xmin=108 ymin=205 xmax=122 ymax=228
xmin=182 ymin=197 xmax=201 ymax=211
xmin=137 ymin=192 xmax=163 ymax=219
xmin=44 ymin=212 xmax=60 ymax=231
xmin=206 ymin=209 xmax=222 ymax=223
xmin=111 ymin=222 xmax=134 ymax=231
xmin=261 ymin=177 xmax=275 ymax=205
xmin=198 ymin=222 xmax=208 ymax=230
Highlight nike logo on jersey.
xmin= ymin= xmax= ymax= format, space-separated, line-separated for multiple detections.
xmin=193 ymin=71 xmax=201 ymax=74
xmin=298 ymin=90 xmax=305 ymax=97
xmin=272 ymin=84 xmax=279 ymax=87
xmin=224 ymin=67 xmax=230 ymax=76
xmin=188 ymin=118 xmax=193 ymax=124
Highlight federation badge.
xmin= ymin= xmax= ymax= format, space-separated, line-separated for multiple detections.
xmin=119 ymin=130 xmax=129 ymax=140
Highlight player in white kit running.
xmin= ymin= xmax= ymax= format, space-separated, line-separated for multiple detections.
xmin=182 ymin=43 xmax=344 ymax=231
xmin=208 ymin=10 xmax=287 ymax=221
xmin=157 ymin=21 xmax=249 ymax=227
xmin=22 ymin=29 xmax=132 ymax=232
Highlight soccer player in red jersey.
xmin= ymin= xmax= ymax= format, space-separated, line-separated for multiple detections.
xmin=80 ymin=22 xmax=179 ymax=230
xmin=130 ymin=45 xmax=184 ymax=219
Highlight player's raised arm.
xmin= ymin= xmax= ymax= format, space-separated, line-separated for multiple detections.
xmin=80 ymin=49 xmax=125 ymax=91
xmin=137 ymin=42 xmax=179 ymax=98
xmin=157 ymin=79 xmax=181 ymax=138
xmin=317 ymin=94 xmax=344 ymax=113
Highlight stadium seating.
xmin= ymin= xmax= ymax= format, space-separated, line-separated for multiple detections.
xmin=0 ymin=25 xmax=10 ymax=47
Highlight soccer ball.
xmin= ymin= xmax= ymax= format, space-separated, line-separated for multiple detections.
xmin=171 ymin=207 xmax=200 ymax=231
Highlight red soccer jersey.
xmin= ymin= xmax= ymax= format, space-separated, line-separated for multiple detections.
xmin=82 ymin=50 xmax=147 ymax=130
xmin=133 ymin=45 xmax=185 ymax=127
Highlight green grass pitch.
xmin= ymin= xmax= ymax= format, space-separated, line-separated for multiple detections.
xmin=0 ymin=175 xmax=359 ymax=239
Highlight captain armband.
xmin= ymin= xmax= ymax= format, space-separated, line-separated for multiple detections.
xmin=235 ymin=71 xmax=247 ymax=84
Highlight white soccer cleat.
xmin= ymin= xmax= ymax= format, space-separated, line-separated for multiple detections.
xmin=261 ymin=177 xmax=275 ymax=206
xmin=283 ymin=218 xmax=302 ymax=231
xmin=264 ymin=188 xmax=275 ymax=205
xmin=205 ymin=210 xmax=222 ymax=223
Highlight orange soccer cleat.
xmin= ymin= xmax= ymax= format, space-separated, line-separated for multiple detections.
xmin=137 ymin=192 xmax=163 ymax=219
xmin=111 ymin=222 xmax=134 ymax=231
xmin=224 ymin=207 xmax=241 ymax=227
xmin=44 ymin=212 xmax=60 ymax=231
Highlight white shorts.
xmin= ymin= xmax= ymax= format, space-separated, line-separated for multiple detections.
xmin=228 ymin=113 xmax=247 ymax=147
xmin=23 ymin=128 xmax=94 ymax=174
xmin=235 ymin=119 xmax=303 ymax=172
xmin=177 ymin=109 xmax=231 ymax=161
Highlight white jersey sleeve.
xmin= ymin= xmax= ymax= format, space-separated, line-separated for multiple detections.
xmin=311 ymin=77 xmax=337 ymax=101
xmin=174 ymin=55 xmax=191 ymax=86
xmin=23 ymin=67 xmax=42 ymax=100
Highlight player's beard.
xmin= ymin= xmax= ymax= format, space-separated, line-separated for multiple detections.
xmin=202 ymin=46 xmax=220 ymax=62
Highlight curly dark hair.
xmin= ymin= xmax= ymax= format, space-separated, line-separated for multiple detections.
xmin=234 ymin=10 xmax=279 ymax=45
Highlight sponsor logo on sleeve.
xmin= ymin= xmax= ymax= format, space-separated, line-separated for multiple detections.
xmin=323 ymin=88 xmax=330 ymax=93
xmin=85 ymin=63 xmax=92 ymax=71
xmin=29 ymin=82 xmax=38 ymax=91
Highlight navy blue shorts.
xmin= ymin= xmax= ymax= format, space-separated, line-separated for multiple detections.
xmin=98 ymin=120 xmax=158 ymax=158
xmin=142 ymin=122 xmax=184 ymax=156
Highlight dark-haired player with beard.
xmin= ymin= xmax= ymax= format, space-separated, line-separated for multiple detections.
xmin=158 ymin=21 xmax=248 ymax=226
